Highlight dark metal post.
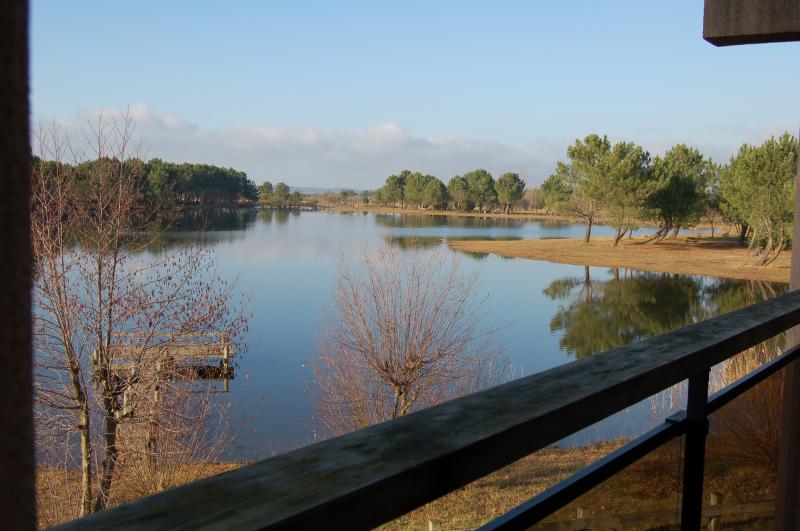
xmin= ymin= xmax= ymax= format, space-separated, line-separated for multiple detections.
xmin=681 ymin=370 xmax=710 ymax=530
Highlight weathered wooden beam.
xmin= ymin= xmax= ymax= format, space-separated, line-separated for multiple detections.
xmin=57 ymin=290 xmax=800 ymax=530
xmin=704 ymin=0 xmax=800 ymax=46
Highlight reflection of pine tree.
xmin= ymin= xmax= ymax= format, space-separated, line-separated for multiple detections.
xmin=543 ymin=270 xmax=786 ymax=359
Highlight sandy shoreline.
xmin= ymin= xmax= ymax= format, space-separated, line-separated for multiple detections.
xmin=448 ymin=236 xmax=790 ymax=283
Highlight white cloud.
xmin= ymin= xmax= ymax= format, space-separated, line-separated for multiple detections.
xmin=39 ymin=103 xmax=792 ymax=189
xmin=36 ymin=103 xmax=559 ymax=189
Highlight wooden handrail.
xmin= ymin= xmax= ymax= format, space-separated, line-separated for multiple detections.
xmin=56 ymin=289 xmax=800 ymax=530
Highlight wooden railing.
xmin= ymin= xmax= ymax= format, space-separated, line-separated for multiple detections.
xmin=56 ymin=290 xmax=800 ymax=530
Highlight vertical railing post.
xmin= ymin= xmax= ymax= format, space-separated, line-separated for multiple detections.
xmin=680 ymin=369 xmax=710 ymax=530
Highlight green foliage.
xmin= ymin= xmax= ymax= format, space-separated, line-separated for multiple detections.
xmin=377 ymin=171 xmax=408 ymax=205
xmin=540 ymin=164 xmax=575 ymax=214
xmin=541 ymin=135 xmax=612 ymax=242
xmin=464 ymin=169 xmax=497 ymax=212
xmin=259 ymin=181 xmax=274 ymax=200
xmin=447 ymin=175 xmax=470 ymax=210
xmin=600 ymin=141 xmax=656 ymax=242
xmin=423 ymin=178 xmax=448 ymax=209
xmin=720 ymin=133 xmax=796 ymax=263
xmin=273 ymin=182 xmax=290 ymax=202
xmin=141 ymin=158 xmax=258 ymax=203
xmin=495 ymin=172 xmax=526 ymax=212
xmin=404 ymin=172 xmax=434 ymax=208
xmin=649 ymin=144 xmax=708 ymax=233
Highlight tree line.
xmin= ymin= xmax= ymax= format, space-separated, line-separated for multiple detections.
xmin=372 ymin=169 xmax=527 ymax=213
xmin=258 ymin=180 xmax=303 ymax=204
xmin=541 ymin=132 xmax=797 ymax=264
xmin=32 ymin=155 xmax=261 ymax=205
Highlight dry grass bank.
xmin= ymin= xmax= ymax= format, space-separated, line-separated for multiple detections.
xmin=36 ymin=462 xmax=240 ymax=529
xmin=388 ymin=437 xmax=774 ymax=530
xmin=449 ymin=236 xmax=790 ymax=283
xmin=38 ymin=439 xmax=775 ymax=530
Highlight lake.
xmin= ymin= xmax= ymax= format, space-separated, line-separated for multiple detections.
xmin=151 ymin=207 xmax=785 ymax=459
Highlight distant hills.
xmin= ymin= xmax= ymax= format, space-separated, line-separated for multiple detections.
xmin=292 ymin=186 xmax=370 ymax=194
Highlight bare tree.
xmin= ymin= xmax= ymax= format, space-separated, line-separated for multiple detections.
xmin=310 ymin=247 xmax=504 ymax=437
xmin=31 ymin=114 xmax=247 ymax=520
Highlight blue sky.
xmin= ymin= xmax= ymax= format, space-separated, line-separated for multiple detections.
xmin=31 ymin=1 xmax=799 ymax=188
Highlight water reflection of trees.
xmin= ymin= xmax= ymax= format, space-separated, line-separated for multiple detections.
xmin=144 ymin=208 xmax=258 ymax=252
xmin=163 ymin=207 xmax=258 ymax=232
xmin=544 ymin=268 xmax=786 ymax=359
xmin=373 ymin=213 xmax=525 ymax=229
xmin=383 ymin=236 xmax=442 ymax=249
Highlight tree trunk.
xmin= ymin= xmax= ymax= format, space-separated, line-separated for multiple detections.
xmin=79 ymin=401 xmax=92 ymax=516
xmin=760 ymin=228 xmax=774 ymax=266
xmin=766 ymin=236 xmax=786 ymax=265
xmin=612 ymin=227 xmax=627 ymax=247
xmin=671 ymin=226 xmax=680 ymax=239
xmin=584 ymin=217 xmax=593 ymax=243
xmin=748 ymin=225 xmax=758 ymax=249
xmin=94 ymin=410 xmax=119 ymax=512
xmin=738 ymin=222 xmax=749 ymax=244
xmin=643 ymin=225 xmax=666 ymax=244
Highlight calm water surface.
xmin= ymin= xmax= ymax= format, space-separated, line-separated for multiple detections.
xmin=150 ymin=208 xmax=784 ymax=458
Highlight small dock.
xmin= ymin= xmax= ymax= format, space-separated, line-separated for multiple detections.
xmin=99 ymin=332 xmax=236 ymax=391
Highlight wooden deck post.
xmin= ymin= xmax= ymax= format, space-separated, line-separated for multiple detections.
xmin=702 ymin=5 xmax=800 ymax=529
xmin=775 ymin=133 xmax=800 ymax=530
xmin=0 ymin=1 xmax=35 ymax=528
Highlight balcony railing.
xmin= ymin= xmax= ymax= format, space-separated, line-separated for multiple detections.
xmin=56 ymin=289 xmax=800 ymax=530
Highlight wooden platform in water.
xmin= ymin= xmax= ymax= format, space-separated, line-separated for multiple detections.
xmin=98 ymin=332 xmax=236 ymax=390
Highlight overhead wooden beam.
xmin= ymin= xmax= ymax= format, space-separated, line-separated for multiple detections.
xmin=704 ymin=0 xmax=800 ymax=46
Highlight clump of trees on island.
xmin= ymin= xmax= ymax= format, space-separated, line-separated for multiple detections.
xmin=257 ymin=180 xmax=303 ymax=205
xmin=371 ymin=169 xmax=528 ymax=213
xmin=541 ymin=132 xmax=797 ymax=264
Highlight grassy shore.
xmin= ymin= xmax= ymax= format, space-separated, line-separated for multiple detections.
xmin=449 ymin=236 xmax=790 ymax=283
xmin=38 ymin=440 xmax=774 ymax=530
xmin=388 ymin=436 xmax=774 ymax=530
xmin=327 ymin=205 xmax=722 ymax=231
xmin=328 ymin=204 xmax=576 ymax=222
